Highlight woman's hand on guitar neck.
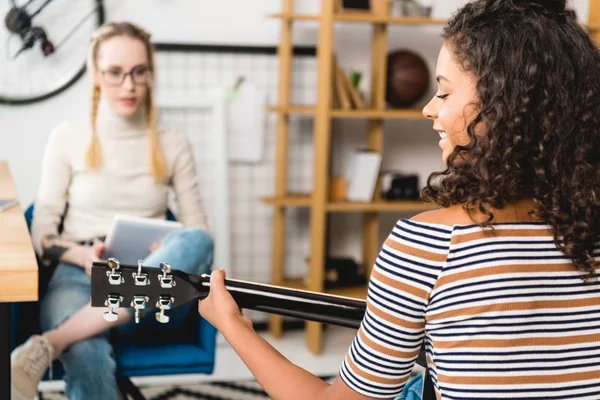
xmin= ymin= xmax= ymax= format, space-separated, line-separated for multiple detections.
xmin=197 ymin=270 xmax=253 ymax=333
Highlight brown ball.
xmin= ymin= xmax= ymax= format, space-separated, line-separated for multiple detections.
xmin=386 ymin=50 xmax=430 ymax=108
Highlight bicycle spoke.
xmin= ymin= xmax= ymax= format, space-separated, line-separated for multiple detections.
xmin=54 ymin=4 xmax=99 ymax=50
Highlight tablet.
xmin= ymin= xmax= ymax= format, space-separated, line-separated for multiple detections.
xmin=103 ymin=214 xmax=183 ymax=265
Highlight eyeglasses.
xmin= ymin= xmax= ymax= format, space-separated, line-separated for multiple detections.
xmin=100 ymin=66 xmax=151 ymax=87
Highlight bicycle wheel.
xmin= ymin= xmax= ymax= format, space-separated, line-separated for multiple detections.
xmin=0 ymin=0 xmax=104 ymax=105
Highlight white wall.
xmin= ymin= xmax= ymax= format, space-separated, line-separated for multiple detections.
xmin=0 ymin=0 xmax=590 ymax=261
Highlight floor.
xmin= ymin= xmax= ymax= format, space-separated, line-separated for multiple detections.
xmin=38 ymin=325 xmax=358 ymax=394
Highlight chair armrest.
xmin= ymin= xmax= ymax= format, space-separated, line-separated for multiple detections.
xmin=195 ymin=315 xmax=217 ymax=358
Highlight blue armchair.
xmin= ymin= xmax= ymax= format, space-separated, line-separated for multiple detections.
xmin=10 ymin=205 xmax=217 ymax=398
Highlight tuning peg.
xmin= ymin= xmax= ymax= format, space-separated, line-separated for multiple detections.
xmin=131 ymin=295 xmax=148 ymax=324
xmin=155 ymin=295 xmax=173 ymax=324
xmin=133 ymin=259 xmax=149 ymax=286
xmin=158 ymin=262 xmax=175 ymax=288
xmin=106 ymin=257 xmax=124 ymax=285
xmin=155 ymin=309 xmax=170 ymax=323
xmin=103 ymin=310 xmax=119 ymax=322
xmin=103 ymin=294 xmax=122 ymax=322
xmin=160 ymin=262 xmax=171 ymax=274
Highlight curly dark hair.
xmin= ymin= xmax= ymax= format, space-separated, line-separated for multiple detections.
xmin=422 ymin=0 xmax=600 ymax=278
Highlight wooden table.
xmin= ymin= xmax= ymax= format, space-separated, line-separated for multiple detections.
xmin=0 ymin=161 xmax=38 ymax=396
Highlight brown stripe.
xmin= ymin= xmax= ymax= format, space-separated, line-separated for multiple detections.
xmin=428 ymin=297 xmax=599 ymax=321
xmin=452 ymin=228 xmax=553 ymax=244
xmin=426 ymin=355 xmax=436 ymax=367
xmin=435 ymin=263 xmax=581 ymax=289
xmin=357 ymin=329 xmax=421 ymax=359
xmin=433 ymin=332 xmax=600 ymax=349
xmin=345 ymin=354 xmax=410 ymax=385
xmin=384 ymin=238 xmax=448 ymax=262
xmin=372 ymin=268 xmax=429 ymax=301
xmin=367 ymin=300 xmax=425 ymax=330
xmin=437 ymin=369 xmax=600 ymax=385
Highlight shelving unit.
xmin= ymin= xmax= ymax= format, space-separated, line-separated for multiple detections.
xmin=263 ymin=0 xmax=439 ymax=355
xmin=263 ymin=0 xmax=600 ymax=355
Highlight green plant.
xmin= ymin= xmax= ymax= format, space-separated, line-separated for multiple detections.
xmin=350 ymin=71 xmax=363 ymax=89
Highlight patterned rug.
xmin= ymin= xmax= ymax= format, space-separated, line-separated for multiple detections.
xmin=41 ymin=377 xmax=335 ymax=400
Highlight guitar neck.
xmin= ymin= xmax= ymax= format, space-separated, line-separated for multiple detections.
xmin=195 ymin=276 xmax=367 ymax=329
xmin=90 ymin=262 xmax=367 ymax=330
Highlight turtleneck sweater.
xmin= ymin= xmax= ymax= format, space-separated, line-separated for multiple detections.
xmin=31 ymin=100 xmax=208 ymax=256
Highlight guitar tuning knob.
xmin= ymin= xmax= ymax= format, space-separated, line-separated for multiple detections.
xmin=103 ymin=294 xmax=122 ymax=322
xmin=160 ymin=262 xmax=171 ymax=274
xmin=103 ymin=310 xmax=119 ymax=322
xmin=131 ymin=296 xmax=148 ymax=324
xmin=155 ymin=309 xmax=170 ymax=324
xmin=158 ymin=262 xmax=175 ymax=288
xmin=106 ymin=257 xmax=124 ymax=285
xmin=155 ymin=295 xmax=173 ymax=324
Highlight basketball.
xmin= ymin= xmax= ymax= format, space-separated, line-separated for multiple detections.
xmin=386 ymin=50 xmax=430 ymax=107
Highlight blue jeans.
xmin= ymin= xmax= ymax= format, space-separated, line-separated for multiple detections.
xmin=40 ymin=228 xmax=214 ymax=400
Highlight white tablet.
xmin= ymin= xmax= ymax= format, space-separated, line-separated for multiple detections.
xmin=103 ymin=214 xmax=184 ymax=265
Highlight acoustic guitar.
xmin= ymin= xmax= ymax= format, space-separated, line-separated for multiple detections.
xmin=90 ymin=258 xmax=435 ymax=400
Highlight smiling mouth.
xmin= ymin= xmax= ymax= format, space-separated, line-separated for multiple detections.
xmin=437 ymin=131 xmax=447 ymax=139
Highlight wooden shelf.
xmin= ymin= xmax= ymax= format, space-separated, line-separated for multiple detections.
xmin=274 ymin=278 xmax=368 ymax=300
xmin=261 ymin=194 xmax=437 ymax=212
xmin=266 ymin=105 xmax=315 ymax=115
xmin=267 ymin=13 xmax=447 ymax=25
xmin=267 ymin=13 xmax=319 ymax=21
xmin=266 ymin=105 xmax=426 ymax=119
xmin=261 ymin=194 xmax=312 ymax=207
xmin=268 ymin=12 xmax=600 ymax=32
xmin=330 ymin=108 xmax=425 ymax=119
xmin=335 ymin=13 xmax=446 ymax=25
xmin=327 ymin=200 xmax=438 ymax=212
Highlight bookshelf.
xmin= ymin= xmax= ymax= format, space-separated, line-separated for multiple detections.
xmin=262 ymin=0 xmax=440 ymax=355
xmin=263 ymin=0 xmax=600 ymax=355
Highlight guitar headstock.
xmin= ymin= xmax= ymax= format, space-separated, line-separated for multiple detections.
xmin=91 ymin=258 xmax=210 ymax=324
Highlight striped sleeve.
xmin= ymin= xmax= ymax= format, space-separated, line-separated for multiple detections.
xmin=340 ymin=218 xmax=451 ymax=398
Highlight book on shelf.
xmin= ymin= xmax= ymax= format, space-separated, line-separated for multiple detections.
xmin=344 ymin=149 xmax=383 ymax=202
xmin=331 ymin=56 xmax=365 ymax=110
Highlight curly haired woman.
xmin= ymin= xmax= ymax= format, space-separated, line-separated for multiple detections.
xmin=199 ymin=0 xmax=600 ymax=399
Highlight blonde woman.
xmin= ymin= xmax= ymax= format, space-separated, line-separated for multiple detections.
xmin=11 ymin=22 xmax=213 ymax=400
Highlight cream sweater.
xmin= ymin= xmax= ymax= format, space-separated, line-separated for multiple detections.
xmin=31 ymin=102 xmax=208 ymax=256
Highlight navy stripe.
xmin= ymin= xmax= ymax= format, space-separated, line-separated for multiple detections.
xmin=441 ymin=381 xmax=600 ymax=394
xmin=370 ymin=279 xmax=426 ymax=311
xmin=401 ymin=218 xmax=453 ymax=235
xmin=452 ymin=222 xmax=550 ymax=230
xmin=435 ymin=344 xmax=600 ymax=357
xmin=427 ymin=288 xmax=600 ymax=313
xmin=364 ymin=310 xmax=423 ymax=339
xmin=442 ymin=390 xmax=600 ymax=400
xmin=449 ymin=239 xmax=558 ymax=254
xmin=436 ymin=350 xmax=600 ymax=365
xmin=428 ymin=316 xmax=600 ymax=331
xmin=353 ymin=335 xmax=416 ymax=368
xmin=436 ymin=360 xmax=600 ymax=373
xmin=443 ymin=254 xmax=576 ymax=271
xmin=375 ymin=261 xmax=436 ymax=289
xmin=428 ymin=310 xmax=600 ymax=324
xmin=363 ymin=319 xmax=423 ymax=348
xmin=349 ymin=344 xmax=413 ymax=375
xmin=429 ymin=282 xmax=599 ymax=308
xmin=428 ymin=275 xmax=597 ymax=304
xmin=389 ymin=230 xmax=450 ymax=251
xmin=449 ymin=246 xmax=567 ymax=263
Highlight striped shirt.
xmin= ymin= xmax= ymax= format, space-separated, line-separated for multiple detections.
xmin=341 ymin=219 xmax=600 ymax=399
